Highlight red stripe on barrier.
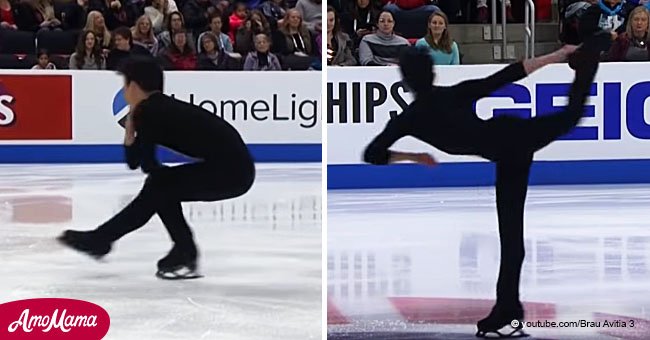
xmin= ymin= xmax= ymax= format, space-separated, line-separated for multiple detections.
xmin=389 ymin=297 xmax=556 ymax=324
xmin=327 ymin=299 xmax=349 ymax=325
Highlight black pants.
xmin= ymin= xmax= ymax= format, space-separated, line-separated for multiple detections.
xmin=93 ymin=160 xmax=255 ymax=251
xmin=481 ymin=58 xmax=599 ymax=307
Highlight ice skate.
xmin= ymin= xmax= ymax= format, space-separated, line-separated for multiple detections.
xmin=476 ymin=304 xmax=529 ymax=338
xmin=155 ymin=244 xmax=202 ymax=280
xmin=57 ymin=230 xmax=111 ymax=259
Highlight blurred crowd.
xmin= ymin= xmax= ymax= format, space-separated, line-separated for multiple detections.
xmin=0 ymin=0 xmax=322 ymax=70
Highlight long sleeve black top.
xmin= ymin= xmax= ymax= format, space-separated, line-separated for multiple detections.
xmin=364 ymin=62 xmax=527 ymax=165
xmin=125 ymin=92 xmax=251 ymax=172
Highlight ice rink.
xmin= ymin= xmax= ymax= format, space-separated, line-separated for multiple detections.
xmin=328 ymin=185 xmax=650 ymax=339
xmin=0 ymin=163 xmax=322 ymax=340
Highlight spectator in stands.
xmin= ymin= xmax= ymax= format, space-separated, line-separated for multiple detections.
xmin=415 ymin=11 xmax=459 ymax=65
xmin=327 ymin=5 xmax=356 ymax=66
xmin=477 ymin=0 xmax=513 ymax=23
xmin=244 ymin=32 xmax=281 ymax=70
xmin=609 ymin=5 xmax=650 ymax=61
xmin=182 ymin=0 xmax=216 ymax=36
xmin=358 ymin=10 xmax=408 ymax=66
xmin=89 ymin=0 xmax=137 ymax=29
xmin=295 ymin=0 xmax=320 ymax=33
xmin=144 ymin=0 xmax=177 ymax=33
xmin=275 ymin=8 xmax=313 ymax=69
xmin=17 ymin=0 xmax=63 ymax=32
xmin=84 ymin=11 xmax=111 ymax=50
xmin=234 ymin=9 xmax=269 ymax=54
xmin=159 ymin=28 xmax=197 ymax=69
xmin=107 ymin=26 xmax=150 ymax=69
xmin=54 ymin=0 xmax=89 ymax=30
xmin=132 ymin=15 xmax=159 ymax=55
xmin=259 ymin=0 xmax=285 ymax=29
xmin=32 ymin=48 xmax=56 ymax=68
xmin=228 ymin=1 xmax=247 ymax=42
xmin=341 ymin=0 xmax=379 ymax=47
xmin=579 ymin=0 xmax=634 ymax=42
xmin=0 ymin=0 xmax=19 ymax=30
xmin=157 ymin=11 xmax=195 ymax=51
xmin=197 ymin=12 xmax=232 ymax=53
xmin=69 ymin=29 xmax=106 ymax=69
xmin=197 ymin=32 xmax=238 ymax=69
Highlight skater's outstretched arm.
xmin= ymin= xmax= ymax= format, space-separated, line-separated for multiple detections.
xmin=363 ymin=113 xmax=409 ymax=165
xmin=451 ymin=46 xmax=577 ymax=102
xmin=364 ymin=111 xmax=436 ymax=166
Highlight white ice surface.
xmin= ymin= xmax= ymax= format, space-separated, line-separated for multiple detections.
xmin=0 ymin=163 xmax=322 ymax=340
xmin=328 ymin=185 xmax=650 ymax=339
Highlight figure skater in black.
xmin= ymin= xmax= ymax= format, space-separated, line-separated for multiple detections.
xmin=363 ymin=32 xmax=611 ymax=337
xmin=58 ymin=57 xmax=255 ymax=280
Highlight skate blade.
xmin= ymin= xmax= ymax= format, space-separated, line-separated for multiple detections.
xmin=476 ymin=328 xmax=529 ymax=339
xmin=155 ymin=267 xmax=203 ymax=280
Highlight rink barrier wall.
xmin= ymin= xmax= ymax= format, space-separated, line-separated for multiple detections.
xmin=328 ymin=63 xmax=650 ymax=189
xmin=0 ymin=70 xmax=321 ymax=163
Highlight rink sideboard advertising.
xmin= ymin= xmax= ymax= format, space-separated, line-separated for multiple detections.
xmin=0 ymin=70 xmax=321 ymax=163
xmin=328 ymin=62 xmax=650 ymax=189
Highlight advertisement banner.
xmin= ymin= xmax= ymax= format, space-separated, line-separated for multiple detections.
xmin=327 ymin=63 xmax=650 ymax=165
xmin=327 ymin=63 xmax=650 ymax=188
xmin=0 ymin=75 xmax=72 ymax=140
xmin=0 ymin=70 xmax=321 ymax=163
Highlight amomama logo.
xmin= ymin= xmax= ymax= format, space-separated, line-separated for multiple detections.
xmin=112 ymin=88 xmax=129 ymax=128
xmin=0 ymin=298 xmax=110 ymax=340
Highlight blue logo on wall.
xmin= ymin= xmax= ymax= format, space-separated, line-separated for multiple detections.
xmin=112 ymin=88 xmax=128 ymax=127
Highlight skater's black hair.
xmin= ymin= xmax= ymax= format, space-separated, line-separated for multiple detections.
xmin=399 ymin=46 xmax=434 ymax=94
xmin=117 ymin=56 xmax=164 ymax=93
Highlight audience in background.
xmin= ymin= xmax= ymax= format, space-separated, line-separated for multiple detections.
xmin=244 ymin=32 xmax=281 ymax=70
xmin=0 ymin=0 xmax=18 ymax=30
xmin=259 ymin=0 xmax=285 ymax=28
xmin=228 ymin=1 xmax=246 ymax=42
xmin=159 ymin=28 xmax=197 ymax=69
xmin=579 ymin=0 xmax=633 ymax=41
xmin=197 ymin=31 xmax=238 ymax=69
xmin=84 ymin=11 xmax=112 ymax=49
xmin=54 ymin=0 xmax=89 ymax=30
xmin=17 ymin=0 xmax=63 ymax=32
xmin=144 ymin=0 xmax=176 ymax=33
xmin=132 ymin=15 xmax=159 ymax=55
xmin=295 ymin=0 xmax=320 ymax=33
xmin=106 ymin=25 xmax=149 ymax=69
xmin=275 ymin=8 xmax=313 ymax=69
xmin=341 ymin=0 xmax=379 ymax=48
xmin=197 ymin=12 xmax=232 ymax=53
xmin=182 ymin=0 xmax=215 ymax=36
xmin=327 ymin=5 xmax=356 ymax=66
xmin=157 ymin=11 xmax=195 ymax=51
xmin=358 ymin=10 xmax=408 ymax=66
xmin=235 ymin=9 xmax=270 ymax=54
xmin=69 ymin=29 xmax=106 ymax=69
xmin=609 ymin=5 xmax=650 ymax=61
xmin=32 ymin=48 xmax=57 ymax=68
xmin=0 ymin=0 xmax=313 ymax=71
xmin=89 ymin=0 xmax=137 ymax=30
xmin=415 ymin=11 xmax=459 ymax=65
